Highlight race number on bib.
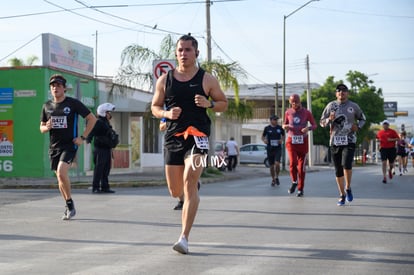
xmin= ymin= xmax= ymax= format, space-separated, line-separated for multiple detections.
xmin=51 ymin=116 xmax=68 ymax=129
xmin=292 ymin=135 xmax=304 ymax=144
xmin=194 ymin=136 xmax=209 ymax=150
xmin=270 ymin=139 xmax=279 ymax=146
xmin=333 ymin=135 xmax=348 ymax=146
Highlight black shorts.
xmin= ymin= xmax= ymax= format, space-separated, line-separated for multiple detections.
xmin=331 ymin=144 xmax=355 ymax=170
xmin=49 ymin=148 xmax=77 ymax=171
xmin=165 ymin=136 xmax=208 ymax=165
xmin=267 ymin=147 xmax=282 ymax=165
xmin=396 ymin=150 xmax=408 ymax=157
xmin=380 ymin=147 xmax=397 ymax=163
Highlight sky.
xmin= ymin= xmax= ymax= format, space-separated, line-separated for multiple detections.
xmin=1 ymin=0 xmax=414 ymax=131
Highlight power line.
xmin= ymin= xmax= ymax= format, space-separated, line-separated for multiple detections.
xmin=277 ymin=0 xmax=414 ymax=19
xmin=0 ymin=7 xmax=86 ymax=19
xmin=42 ymin=0 xmax=146 ymax=32
xmin=0 ymin=35 xmax=41 ymax=63
xmin=90 ymin=0 xmax=244 ymax=8
xmin=313 ymin=57 xmax=414 ymax=65
xmin=73 ymin=0 xmax=183 ymax=36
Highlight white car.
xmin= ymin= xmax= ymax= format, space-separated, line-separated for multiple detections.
xmin=239 ymin=143 xmax=269 ymax=167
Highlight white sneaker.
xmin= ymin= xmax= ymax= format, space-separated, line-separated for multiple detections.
xmin=62 ymin=206 xmax=76 ymax=220
xmin=173 ymin=236 xmax=188 ymax=254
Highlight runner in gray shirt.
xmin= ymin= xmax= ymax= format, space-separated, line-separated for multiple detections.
xmin=320 ymin=84 xmax=366 ymax=206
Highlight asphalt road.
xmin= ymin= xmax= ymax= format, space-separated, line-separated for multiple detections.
xmin=1 ymin=165 xmax=413 ymax=274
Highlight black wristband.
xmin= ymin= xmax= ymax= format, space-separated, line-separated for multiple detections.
xmin=208 ymin=101 xmax=215 ymax=109
xmin=80 ymin=135 xmax=86 ymax=141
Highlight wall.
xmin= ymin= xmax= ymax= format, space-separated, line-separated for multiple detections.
xmin=0 ymin=67 xmax=96 ymax=178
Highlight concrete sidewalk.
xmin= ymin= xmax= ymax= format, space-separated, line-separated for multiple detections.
xmin=0 ymin=164 xmax=277 ymax=189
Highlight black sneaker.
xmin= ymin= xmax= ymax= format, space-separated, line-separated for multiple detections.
xmin=174 ymin=200 xmax=184 ymax=210
xmin=271 ymin=180 xmax=275 ymax=187
xmin=288 ymin=182 xmax=297 ymax=194
xmin=296 ymin=190 xmax=304 ymax=197
xmin=275 ymin=178 xmax=280 ymax=186
xmin=101 ymin=189 xmax=115 ymax=194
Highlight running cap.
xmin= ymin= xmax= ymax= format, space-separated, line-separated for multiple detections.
xmin=49 ymin=74 xmax=66 ymax=86
xmin=336 ymin=84 xmax=349 ymax=92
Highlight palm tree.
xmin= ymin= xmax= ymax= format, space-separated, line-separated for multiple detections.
xmin=8 ymin=55 xmax=39 ymax=66
xmin=114 ymin=34 xmax=175 ymax=90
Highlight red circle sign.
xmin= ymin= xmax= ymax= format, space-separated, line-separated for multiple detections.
xmin=153 ymin=61 xmax=175 ymax=79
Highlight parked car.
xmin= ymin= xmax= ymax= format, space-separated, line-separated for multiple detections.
xmin=239 ymin=143 xmax=269 ymax=167
xmin=214 ymin=140 xmax=228 ymax=171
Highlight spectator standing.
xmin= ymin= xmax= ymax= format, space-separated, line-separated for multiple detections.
xmin=87 ymin=103 xmax=117 ymax=193
xmin=225 ymin=137 xmax=239 ymax=171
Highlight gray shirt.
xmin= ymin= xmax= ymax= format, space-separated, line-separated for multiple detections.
xmin=320 ymin=99 xmax=366 ymax=146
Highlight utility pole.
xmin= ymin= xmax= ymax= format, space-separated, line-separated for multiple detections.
xmin=94 ymin=30 xmax=98 ymax=78
xmin=306 ymin=54 xmax=313 ymax=167
xmin=205 ymin=0 xmax=216 ymax=166
xmin=206 ymin=0 xmax=212 ymax=62
xmin=275 ymin=83 xmax=279 ymax=116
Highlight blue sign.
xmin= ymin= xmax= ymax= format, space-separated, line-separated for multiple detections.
xmin=0 ymin=88 xmax=13 ymax=104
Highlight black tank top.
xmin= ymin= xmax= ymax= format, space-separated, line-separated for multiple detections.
xmin=164 ymin=68 xmax=211 ymax=142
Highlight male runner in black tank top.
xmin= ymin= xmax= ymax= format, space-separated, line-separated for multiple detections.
xmin=151 ymin=34 xmax=227 ymax=254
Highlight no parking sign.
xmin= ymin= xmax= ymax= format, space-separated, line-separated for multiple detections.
xmin=152 ymin=59 xmax=176 ymax=91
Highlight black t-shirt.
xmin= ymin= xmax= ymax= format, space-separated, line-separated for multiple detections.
xmin=262 ymin=125 xmax=285 ymax=150
xmin=40 ymin=96 xmax=91 ymax=150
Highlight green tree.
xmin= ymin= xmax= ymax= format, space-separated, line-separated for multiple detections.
xmin=308 ymin=71 xmax=385 ymax=147
xmin=8 ymin=55 xmax=39 ymax=66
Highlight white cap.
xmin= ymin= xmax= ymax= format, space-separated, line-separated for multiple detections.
xmin=382 ymin=120 xmax=390 ymax=125
xmin=97 ymin=103 xmax=115 ymax=117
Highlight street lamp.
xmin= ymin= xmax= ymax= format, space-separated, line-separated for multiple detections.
xmin=282 ymin=0 xmax=319 ymax=170
xmin=282 ymin=0 xmax=319 ymax=122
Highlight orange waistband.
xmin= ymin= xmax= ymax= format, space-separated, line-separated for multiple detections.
xmin=174 ymin=126 xmax=207 ymax=140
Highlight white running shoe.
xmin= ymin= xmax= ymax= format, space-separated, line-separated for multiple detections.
xmin=62 ymin=206 xmax=76 ymax=220
xmin=173 ymin=236 xmax=188 ymax=254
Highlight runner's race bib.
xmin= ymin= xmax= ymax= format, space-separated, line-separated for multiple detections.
xmin=333 ymin=135 xmax=348 ymax=146
xmin=270 ymin=139 xmax=279 ymax=146
xmin=51 ymin=116 xmax=68 ymax=128
xmin=292 ymin=135 xmax=304 ymax=144
xmin=194 ymin=136 xmax=209 ymax=150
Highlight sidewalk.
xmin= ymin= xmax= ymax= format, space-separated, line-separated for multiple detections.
xmin=0 ymin=164 xmax=276 ymax=189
